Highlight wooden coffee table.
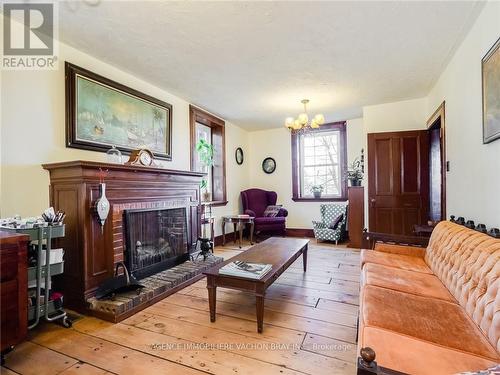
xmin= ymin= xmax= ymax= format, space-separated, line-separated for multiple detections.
xmin=203 ymin=237 xmax=309 ymax=333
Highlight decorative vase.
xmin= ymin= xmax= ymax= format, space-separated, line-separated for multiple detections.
xmin=313 ymin=191 xmax=322 ymax=199
xmin=95 ymin=183 xmax=110 ymax=232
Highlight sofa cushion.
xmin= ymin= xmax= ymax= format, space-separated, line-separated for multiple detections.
xmin=361 ymin=263 xmax=456 ymax=302
xmin=424 ymin=221 xmax=500 ymax=350
xmin=361 ymin=285 xmax=499 ymax=360
xmin=358 ymin=326 xmax=498 ymax=375
xmin=361 ymin=249 xmax=432 ymax=274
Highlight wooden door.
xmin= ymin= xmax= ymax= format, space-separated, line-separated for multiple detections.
xmin=368 ymin=130 xmax=429 ymax=235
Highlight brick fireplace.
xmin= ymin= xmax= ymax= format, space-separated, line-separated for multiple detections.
xmin=43 ymin=161 xmax=205 ymax=312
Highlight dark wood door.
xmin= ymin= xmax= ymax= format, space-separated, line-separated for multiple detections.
xmin=368 ymin=130 xmax=429 ymax=235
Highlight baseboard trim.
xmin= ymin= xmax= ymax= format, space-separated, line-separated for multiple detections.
xmin=213 ymin=228 xmax=314 ymax=246
xmin=285 ymin=228 xmax=315 ymax=238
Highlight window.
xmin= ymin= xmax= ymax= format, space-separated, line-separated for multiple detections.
xmin=190 ymin=105 xmax=227 ymax=206
xmin=292 ymin=122 xmax=347 ymax=201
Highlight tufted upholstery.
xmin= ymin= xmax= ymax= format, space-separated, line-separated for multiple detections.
xmin=359 ymin=221 xmax=500 ymax=374
xmin=424 ymin=221 xmax=500 ymax=351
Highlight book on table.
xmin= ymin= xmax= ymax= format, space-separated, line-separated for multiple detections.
xmin=219 ymin=261 xmax=272 ymax=279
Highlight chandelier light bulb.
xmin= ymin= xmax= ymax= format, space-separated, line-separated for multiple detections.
xmin=293 ymin=119 xmax=302 ymax=130
xmin=314 ymin=113 xmax=325 ymax=125
xmin=298 ymin=113 xmax=308 ymax=125
xmin=285 ymin=117 xmax=294 ymax=128
xmin=311 ymin=120 xmax=319 ymax=129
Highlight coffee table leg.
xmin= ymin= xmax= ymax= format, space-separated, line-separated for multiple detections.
xmin=303 ymin=244 xmax=308 ymax=272
xmin=256 ymin=294 xmax=265 ymax=333
xmin=250 ymin=221 xmax=254 ymax=245
xmin=207 ymin=283 xmax=217 ymax=322
xmin=233 ymin=223 xmax=237 ymax=244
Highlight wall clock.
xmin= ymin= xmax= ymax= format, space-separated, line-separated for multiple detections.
xmin=262 ymin=157 xmax=276 ymax=174
xmin=235 ymin=147 xmax=244 ymax=165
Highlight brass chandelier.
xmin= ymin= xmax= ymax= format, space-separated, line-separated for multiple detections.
xmin=285 ymin=99 xmax=325 ymax=133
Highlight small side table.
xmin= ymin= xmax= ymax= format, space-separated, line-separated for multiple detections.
xmin=222 ymin=216 xmax=254 ymax=248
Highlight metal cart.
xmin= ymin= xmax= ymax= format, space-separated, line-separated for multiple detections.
xmin=1 ymin=225 xmax=71 ymax=329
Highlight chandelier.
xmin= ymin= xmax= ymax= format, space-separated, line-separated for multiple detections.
xmin=285 ymin=99 xmax=325 ymax=133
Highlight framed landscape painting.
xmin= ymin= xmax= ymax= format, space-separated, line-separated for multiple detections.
xmin=65 ymin=62 xmax=172 ymax=160
xmin=482 ymin=37 xmax=500 ymax=144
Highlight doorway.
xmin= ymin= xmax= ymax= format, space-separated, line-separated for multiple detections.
xmin=426 ymin=102 xmax=446 ymax=221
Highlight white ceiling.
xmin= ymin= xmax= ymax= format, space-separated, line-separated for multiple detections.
xmin=59 ymin=1 xmax=484 ymax=131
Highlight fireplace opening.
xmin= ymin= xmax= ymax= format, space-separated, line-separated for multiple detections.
xmin=123 ymin=207 xmax=190 ymax=280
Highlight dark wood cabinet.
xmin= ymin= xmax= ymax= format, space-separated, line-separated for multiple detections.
xmin=1 ymin=231 xmax=29 ymax=353
xmin=348 ymin=186 xmax=365 ymax=249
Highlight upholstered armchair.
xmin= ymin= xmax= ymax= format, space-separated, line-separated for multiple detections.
xmin=312 ymin=204 xmax=348 ymax=244
xmin=241 ymin=188 xmax=288 ymax=237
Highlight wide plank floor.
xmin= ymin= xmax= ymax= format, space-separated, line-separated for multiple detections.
xmin=2 ymin=238 xmax=360 ymax=375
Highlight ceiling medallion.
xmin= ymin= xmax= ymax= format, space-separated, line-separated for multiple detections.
xmin=285 ymin=99 xmax=325 ymax=133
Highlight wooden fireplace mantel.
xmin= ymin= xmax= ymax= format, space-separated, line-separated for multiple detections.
xmin=42 ymin=160 xmax=204 ymax=312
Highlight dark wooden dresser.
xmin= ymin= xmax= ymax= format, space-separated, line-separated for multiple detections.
xmin=347 ymin=186 xmax=365 ymax=248
xmin=1 ymin=231 xmax=29 ymax=354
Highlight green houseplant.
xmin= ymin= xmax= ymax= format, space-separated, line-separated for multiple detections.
xmin=195 ymin=139 xmax=214 ymax=201
xmin=310 ymin=185 xmax=324 ymax=198
xmin=347 ymin=158 xmax=363 ymax=186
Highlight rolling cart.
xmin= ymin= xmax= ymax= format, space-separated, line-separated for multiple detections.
xmin=1 ymin=224 xmax=72 ymax=329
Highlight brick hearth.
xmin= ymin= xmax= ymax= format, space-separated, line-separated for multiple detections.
xmin=87 ymin=256 xmax=223 ymax=322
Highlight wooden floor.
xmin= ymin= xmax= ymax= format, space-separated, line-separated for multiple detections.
xmin=1 ymin=238 xmax=360 ymax=375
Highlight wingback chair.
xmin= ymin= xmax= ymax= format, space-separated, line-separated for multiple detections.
xmin=241 ymin=188 xmax=288 ymax=237
xmin=312 ymin=204 xmax=348 ymax=244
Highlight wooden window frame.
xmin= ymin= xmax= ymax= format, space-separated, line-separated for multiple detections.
xmin=189 ymin=105 xmax=227 ymax=206
xmin=291 ymin=121 xmax=348 ymax=202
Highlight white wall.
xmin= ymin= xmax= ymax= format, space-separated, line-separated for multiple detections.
xmin=426 ymin=1 xmax=500 ymax=228
xmin=247 ymin=118 xmax=365 ymax=229
xmin=363 ymin=97 xmax=428 ymax=134
xmin=0 ymin=41 xmax=250 ymax=235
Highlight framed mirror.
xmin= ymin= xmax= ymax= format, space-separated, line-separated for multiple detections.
xmin=235 ymin=147 xmax=244 ymax=165
xmin=262 ymin=157 xmax=276 ymax=174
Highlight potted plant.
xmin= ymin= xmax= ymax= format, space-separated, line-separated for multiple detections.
xmin=310 ymin=185 xmax=324 ymax=199
xmin=347 ymin=158 xmax=363 ymax=186
xmin=195 ymin=139 xmax=214 ymax=202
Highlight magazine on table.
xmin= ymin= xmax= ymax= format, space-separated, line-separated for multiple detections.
xmin=219 ymin=261 xmax=272 ymax=279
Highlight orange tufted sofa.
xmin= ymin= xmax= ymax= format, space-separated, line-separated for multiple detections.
xmin=358 ymin=221 xmax=500 ymax=374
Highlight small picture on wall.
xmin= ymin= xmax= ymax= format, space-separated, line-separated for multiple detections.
xmin=65 ymin=62 xmax=173 ymax=160
xmin=482 ymin=37 xmax=500 ymax=144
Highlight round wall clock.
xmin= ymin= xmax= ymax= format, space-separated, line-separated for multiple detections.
xmin=262 ymin=157 xmax=276 ymax=174
xmin=235 ymin=147 xmax=244 ymax=165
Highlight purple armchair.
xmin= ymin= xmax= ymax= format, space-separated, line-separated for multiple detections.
xmin=241 ymin=188 xmax=288 ymax=237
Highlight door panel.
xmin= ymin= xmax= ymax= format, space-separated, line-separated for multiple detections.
xmin=368 ymin=130 xmax=429 ymax=235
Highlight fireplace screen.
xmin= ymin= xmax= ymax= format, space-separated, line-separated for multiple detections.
xmin=124 ymin=207 xmax=189 ymax=279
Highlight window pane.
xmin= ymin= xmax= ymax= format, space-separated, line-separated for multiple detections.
xmin=299 ymin=129 xmax=343 ymax=197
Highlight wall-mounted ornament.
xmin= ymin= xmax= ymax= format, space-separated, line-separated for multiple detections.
xmin=262 ymin=157 xmax=276 ymax=174
xmin=95 ymin=168 xmax=110 ymax=233
xmin=235 ymin=147 xmax=244 ymax=165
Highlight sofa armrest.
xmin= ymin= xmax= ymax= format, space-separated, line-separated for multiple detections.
xmin=277 ymin=208 xmax=288 ymax=217
xmin=362 ymin=231 xmax=429 ymax=250
xmin=244 ymin=209 xmax=256 ymax=217
xmin=373 ymin=243 xmax=426 ymax=258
